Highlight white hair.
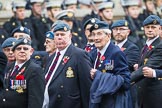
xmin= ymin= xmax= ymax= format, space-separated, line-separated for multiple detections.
xmin=103 ymin=29 xmax=112 ymax=34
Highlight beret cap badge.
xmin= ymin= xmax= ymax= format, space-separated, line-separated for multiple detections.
xmin=94 ymin=24 xmax=98 ymax=28
xmin=23 ymin=39 xmax=28 ymax=43
xmin=64 ymin=26 xmax=67 ymax=31
xmin=12 ymin=42 xmax=15 ymax=46
xmin=20 ymin=27 xmax=24 ymax=31
xmin=153 ymin=20 xmax=157 ymax=24
xmin=125 ymin=21 xmax=128 ymax=26
xmin=91 ymin=18 xmax=96 ymax=23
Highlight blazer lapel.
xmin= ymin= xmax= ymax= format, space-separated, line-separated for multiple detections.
xmin=50 ymin=45 xmax=74 ymax=83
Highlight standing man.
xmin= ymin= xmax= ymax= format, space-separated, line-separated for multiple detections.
xmin=44 ymin=31 xmax=56 ymax=56
xmin=131 ymin=15 xmax=162 ymax=108
xmin=43 ymin=21 xmax=92 ymax=108
xmin=2 ymin=37 xmax=17 ymax=64
xmin=0 ymin=38 xmax=45 ymax=108
xmin=111 ymin=20 xmax=140 ymax=72
xmin=111 ymin=20 xmax=140 ymax=108
xmin=3 ymin=1 xmax=34 ymax=39
xmin=83 ymin=18 xmax=99 ymax=52
xmin=89 ymin=20 xmax=132 ymax=108
xmin=29 ymin=0 xmax=49 ymax=51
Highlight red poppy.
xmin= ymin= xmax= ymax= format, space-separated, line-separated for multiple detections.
xmin=16 ymin=75 xmax=25 ymax=80
xmin=63 ymin=56 xmax=69 ymax=64
xmin=101 ymin=56 xmax=105 ymax=61
xmin=148 ymin=45 xmax=154 ymax=50
xmin=121 ymin=47 xmax=126 ymax=51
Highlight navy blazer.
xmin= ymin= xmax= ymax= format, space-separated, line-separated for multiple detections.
xmin=0 ymin=59 xmax=45 ymax=108
xmin=122 ymin=40 xmax=140 ymax=72
xmin=89 ymin=42 xmax=132 ymax=108
xmin=131 ymin=37 xmax=162 ymax=108
xmin=44 ymin=44 xmax=92 ymax=108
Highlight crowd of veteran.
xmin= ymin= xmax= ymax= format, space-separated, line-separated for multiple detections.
xmin=1 ymin=0 xmax=162 ymax=108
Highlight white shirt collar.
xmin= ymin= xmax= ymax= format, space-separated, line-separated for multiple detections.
xmin=98 ymin=40 xmax=110 ymax=56
xmin=146 ymin=36 xmax=159 ymax=46
xmin=116 ymin=38 xmax=128 ymax=48
xmin=15 ymin=61 xmax=26 ymax=69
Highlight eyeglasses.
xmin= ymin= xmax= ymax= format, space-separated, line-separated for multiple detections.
xmin=15 ymin=47 xmax=29 ymax=51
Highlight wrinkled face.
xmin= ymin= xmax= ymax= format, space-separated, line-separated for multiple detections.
xmin=91 ymin=29 xmax=110 ymax=50
xmin=15 ymin=8 xmax=25 ymax=20
xmin=145 ymin=1 xmax=155 ymax=12
xmin=85 ymin=24 xmax=94 ymax=43
xmin=144 ymin=24 xmax=160 ymax=40
xmin=32 ymin=2 xmax=42 ymax=16
xmin=127 ymin=6 xmax=140 ymax=19
xmin=100 ymin=8 xmax=113 ymax=20
xmin=112 ymin=26 xmax=130 ymax=43
xmin=44 ymin=38 xmax=56 ymax=54
xmin=14 ymin=45 xmax=33 ymax=64
xmin=54 ymin=30 xmax=72 ymax=50
xmin=3 ymin=47 xmax=15 ymax=62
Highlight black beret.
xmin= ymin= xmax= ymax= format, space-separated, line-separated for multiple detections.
xmin=12 ymin=38 xmax=31 ymax=51
xmin=90 ymin=20 xmax=109 ymax=32
xmin=11 ymin=26 xmax=30 ymax=37
xmin=83 ymin=18 xmax=100 ymax=30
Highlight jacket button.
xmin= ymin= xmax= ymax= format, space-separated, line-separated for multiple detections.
xmin=3 ymin=99 xmax=6 ymax=102
xmin=6 ymin=89 xmax=8 ymax=91
xmin=57 ymin=94 xmax=61 ymax=98
xmin=60 ymin=85 xmax=63 ymax=88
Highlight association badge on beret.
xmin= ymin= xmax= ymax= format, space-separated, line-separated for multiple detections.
xmin=94 ymin=24 xmax=98 ymax=28
xmin=20 ymin=26 xmax=24 ymax=31
xmin=153 ymin=20 xmax=157 ymax=24
xmin=12 ymin=42 xmax=15 ymax=46
xmin=64 ymin=26 xmax=67 ymax=31
xmin=67 ymin=12 xmax=73 ymax=18
xmin=23 ymin=38 xmax=28 ymax=43
xmin=125 ymin=21 xmax=128 ymax=26
xmin=47 ymin=34 xmax=50 ymax=37
xmin=91 ymin=18 xmax=96 ymax=23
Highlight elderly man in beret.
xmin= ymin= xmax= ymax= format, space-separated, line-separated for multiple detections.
xmin=43 ymin=21 xmax=92 ymax=108
xmin=44 ymin=31 xmax=56 ymax=56
xmin=89 ymin=19 xmax=132 ymax=108
xmin=131 ymin=15 xmax=162 ymax=108
xmin=83 ymin=18 xmax=100 ymax=52
xmin=0 ymin=38 xmax=45 ymax=108
xmin=2 ymin=37 xmax=17 ymax=64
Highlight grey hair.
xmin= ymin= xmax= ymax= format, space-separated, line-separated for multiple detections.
xmin=103 ymin=29 xmax=112 ymax=34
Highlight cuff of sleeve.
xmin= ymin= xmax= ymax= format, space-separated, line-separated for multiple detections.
xmin=153 ymin=70 xmax=156 ymax=78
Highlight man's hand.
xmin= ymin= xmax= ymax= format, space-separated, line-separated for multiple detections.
xmin=90 ymin=68 xmax=97 ymax=79
xmin=133 ymin=64 xmax=139 ymax=71
xmin=142 ymin=67 xmax=154 ymax=78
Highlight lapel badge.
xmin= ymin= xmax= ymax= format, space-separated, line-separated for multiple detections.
xmin=102 ymin=69 xmax=106 ymax=73
xmin=1 ymin=35 xmax=4 ymax=38
xmin=144 ymin=58 xmax=148 ymax=65
xmin=66 ymin=67 xmax=74 ymax=78
xmin=20 ymin=26 xmax=24 ymax=31
xmin=105 ymin=60 xmax=114 ymax=70
xmin=12 ymin=22 xmax=15 ymax=26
